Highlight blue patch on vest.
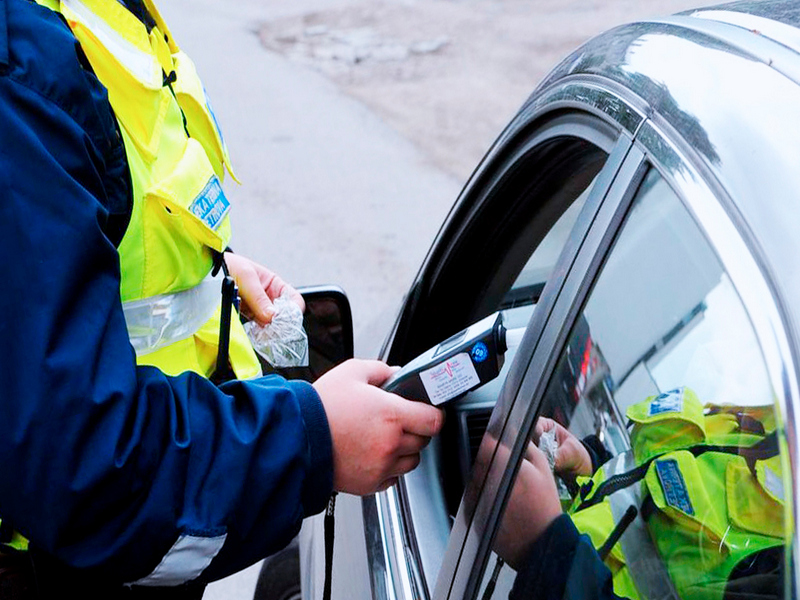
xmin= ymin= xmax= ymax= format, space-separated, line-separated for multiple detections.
xmin=649 ymin=388 xmax=684 ymax=416
xmin=189 ymin=176 xmax=230 ymax=231
xmin=655 ymin=459 xmax=694 ymax=515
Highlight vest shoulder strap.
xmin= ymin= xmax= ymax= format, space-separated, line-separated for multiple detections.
xmin=577 ymin=432 xmax=780 ymax=511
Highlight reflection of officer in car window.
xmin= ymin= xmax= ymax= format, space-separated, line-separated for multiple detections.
xmin=495 ymin=387 xmax=784 ymax=600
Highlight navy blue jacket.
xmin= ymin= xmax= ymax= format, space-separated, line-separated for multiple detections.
xmin=510 ymin=515 xmax=621 ymax=600
xmin=0 ymin=0 xmax=333 ymax=585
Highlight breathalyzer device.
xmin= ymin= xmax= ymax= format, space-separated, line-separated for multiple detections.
xmin=382 ymin=312 xmax=509 ymax=406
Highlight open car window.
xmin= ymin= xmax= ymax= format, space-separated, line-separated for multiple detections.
xmin=400 ymin=128 xmax=615 ymax=593
xmin=476 ymin=168 xmax=787 ymax=600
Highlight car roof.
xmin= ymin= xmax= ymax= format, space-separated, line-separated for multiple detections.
xmin=534 ymin=0 xmax=800 ymax=343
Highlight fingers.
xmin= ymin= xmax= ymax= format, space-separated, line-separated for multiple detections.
xmin=376 ymin=478 xmax=399 ymax=493
xmin=525 ymin=442 xmax=552 ymax=472
xmin=533 ymin=416 xmax=555 ymax=442
xmin=341 ymin=359 xmax=444 ymax=437
xmin=224 ymin=252 xmax=304 ymax=324
xmin=258 ymin=266 xmax=305 ymax=314
xmin=391 ymin=453 xmax=422 ymax=477
xmin=393 ymin=397 xmax=445 ymax=438
xmin=396 ymin=432 xmax=433 ymax=456
xmin=342 ymin=358 xmax=397 ymax=386
xmin=234 ymin=264 xmax=275 ymax=324
xmin=316 ymin=358 xmax=444 ymax=496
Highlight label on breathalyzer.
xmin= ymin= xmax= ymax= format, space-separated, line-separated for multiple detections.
xmin=420 ymin=353 xmax=480 ymax=405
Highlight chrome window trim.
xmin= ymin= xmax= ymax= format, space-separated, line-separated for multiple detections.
xmin=517 ymin=75 xmax=646 ymax=139
xmin=363 ymin=486 xmax=415 ymax=600
xmin=634 ymin=116 xmax=800 ymax=595
xmin=447 ymin=79 xmax=645 ymax=222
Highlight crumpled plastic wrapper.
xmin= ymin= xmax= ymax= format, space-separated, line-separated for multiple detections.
xmin=538 ymin=428 xmax=558 ymax=472
xmin=244 ymin=290 xmax=309 ymax=368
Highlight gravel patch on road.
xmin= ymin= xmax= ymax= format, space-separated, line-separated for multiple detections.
xmin=258 ymin=0 xmax=703 ymax=181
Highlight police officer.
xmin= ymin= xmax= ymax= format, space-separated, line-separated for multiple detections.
xmin=494 ymin=389 xmax=783 ymax=600
xmin=0 ymin=0 xmax=443 ymax=596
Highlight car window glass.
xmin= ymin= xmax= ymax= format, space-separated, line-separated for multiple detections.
xmin=477 ymin=169 xmax=786 ymax=600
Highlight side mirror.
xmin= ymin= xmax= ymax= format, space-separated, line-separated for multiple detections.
xmin=261 ymin=286 xmax=354 ymax=382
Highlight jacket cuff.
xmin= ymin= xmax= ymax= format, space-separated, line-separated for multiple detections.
xmin=289 ymin=379 xmax=334 ymax=515
xmin=509 ymin=514 xmax=581 ymax=600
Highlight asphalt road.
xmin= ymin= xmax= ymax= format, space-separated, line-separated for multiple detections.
xmin=155 ymin=1 xmax=702 ymax=598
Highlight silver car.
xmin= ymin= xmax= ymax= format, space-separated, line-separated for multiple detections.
xmin=258 ymin=1 xmax=800 ymax=599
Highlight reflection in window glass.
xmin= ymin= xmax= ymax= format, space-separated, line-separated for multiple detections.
xmin=480 ymin=170 xmax=785 ymax=600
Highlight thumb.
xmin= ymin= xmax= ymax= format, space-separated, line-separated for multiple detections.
xmin=253 ymin=292 xmax=275 ymax=325
xmin=355 ymin=359 xmax=397 ymax=387
xmin=393 ymin=397 xmax=445 ymax=437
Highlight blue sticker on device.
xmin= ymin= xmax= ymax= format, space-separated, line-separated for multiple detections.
xmin=649 ymin=388 xmax=684 ymax=416
xmin=189 ymin=176 xmax=230 ymax=231
xmin=655 ymin=459 xmax=694 ymax=515
xmin=471 ymin=342 xmax=489 ymax=364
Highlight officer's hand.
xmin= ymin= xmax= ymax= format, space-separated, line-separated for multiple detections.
xmin=224 ymin=252 xmax=304 ymax=324
xmin=534 ymin=417 xmax=593 ymax=477
xmin=313 ymin=359 xmax=445 ymax=495
xmin=493 ymin=442 xmax=563 ymax=570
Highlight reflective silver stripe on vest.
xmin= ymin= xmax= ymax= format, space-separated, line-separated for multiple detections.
xmin=62 ymin=0 xmax=162 ymax=87
xmin=604 ymin=452 xmax=680 ymax=600
xmin=123 ymin=277 xmax=221 ymax=356
xmin=129 ymin=533 xmax=227 ymax=586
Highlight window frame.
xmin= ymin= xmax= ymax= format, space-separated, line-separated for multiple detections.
xmin=363 ymin=106 xmax=635 ymax=600
xmin=441 ymin=116 xmax=800 ymax=600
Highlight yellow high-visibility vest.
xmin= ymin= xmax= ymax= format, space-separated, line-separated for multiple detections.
xmin=570 ymin=388 xmax=785 ymax=600
xmin=40 ymin=0 xmax=261 ymax=379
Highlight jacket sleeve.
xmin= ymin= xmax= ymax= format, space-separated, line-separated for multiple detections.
xmin=509 ymin=515 xmax=625 ymax=600
xmin=0 ymin=0 xmax=332 ymax=585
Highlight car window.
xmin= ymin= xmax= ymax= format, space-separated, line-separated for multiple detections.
xmin=445 ymin=155 xmax=600 ymax=504
xmin=401 ymin=133 xmax=612 ymax=592
xmin=503 ymin=196 xmax=587 ymax=310
xmin=477 ymin=169 xmax=786 ymax=600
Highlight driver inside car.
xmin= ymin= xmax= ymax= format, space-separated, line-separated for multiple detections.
xmin=494 ymin=387 xmax=785 ymax=600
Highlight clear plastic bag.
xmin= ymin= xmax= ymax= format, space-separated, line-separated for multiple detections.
xmin=538 ymin=427 xmax=558 ymax=472
xmin=244 ymin=290 xmax=309 ymax=368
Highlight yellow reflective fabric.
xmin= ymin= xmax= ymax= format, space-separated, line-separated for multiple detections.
xmin=570 ymin=390 xmax=785 ymax=600
xmin=47 ymin=0 xmax=259 ymax=379
xmin=569 ymin=499 xmax=640 ymax=600
xmin=644 ymin=451 xmax=783 ymax=600
xmin=627 ymin=388 xmax=706 ymax=464
xmin=726 ymin=456 xmax=784 ymax=538
xmin=0 ymin=519 xmax=28 ymax=552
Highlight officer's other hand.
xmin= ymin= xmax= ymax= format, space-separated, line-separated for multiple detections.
xmin=493 ymin=442 xmax=563 ymax=570
xmin=534 ymin=416 xmax=593 ymax=477
xmin=224 ymin=252 xmax=304 ymax=324
xmin=313 ymin=359 xmax=445 ymax=496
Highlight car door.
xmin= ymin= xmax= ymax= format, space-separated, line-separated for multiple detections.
xmin=360 ymin=81 xmax=646 ymax=600
xmin=436 ymin=118 xmax=796 ymax=600
xmin=361 ymin=68 xmax=797 ymax=600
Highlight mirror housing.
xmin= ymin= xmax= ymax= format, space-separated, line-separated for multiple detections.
xmin=260 ymin=285 xmax=354 ymax=382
